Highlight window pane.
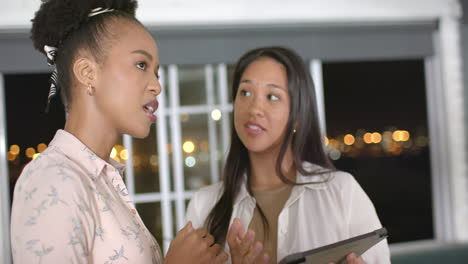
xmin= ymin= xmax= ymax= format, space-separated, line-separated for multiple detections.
xmin=181 ymin=114 xmax=211 ymax=190
xmin=179 ymin=65 xmax=206 ymax=106
xmin=133 ymin=125 xmax=160 ymax=193
xmin=136 ymin=202 xmax=162 ymax=246
xmin=322 ymin=59 xmax=433 ymax=243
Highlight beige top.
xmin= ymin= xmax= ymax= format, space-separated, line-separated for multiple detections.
xmin=10 ymin=130 xmax=162 ymax=264
xmin=248 ymin=184 xmax=293 ymax=263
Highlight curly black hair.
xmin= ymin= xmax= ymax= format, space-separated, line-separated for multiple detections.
xmin=31 ymin=0 xmax=140 ymax=108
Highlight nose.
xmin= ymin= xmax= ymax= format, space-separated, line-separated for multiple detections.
xmin=248 ymin=94 xmax=265 ymax=117
xmin=149 ymin=74 xmax=162 ymax=97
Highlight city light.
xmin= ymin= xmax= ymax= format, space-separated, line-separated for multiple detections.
xmin=329 ymin=149 xmax=341 ymax=160
xmin=344 ymin=134 xmax=355 ymax=145
xmin=120 ymin=149 xmax=129 ymax=160
xmin=167 ymin=144 xmax=172 ymax=153
xmin=211 ymin=109 xmax=222 ymax=121
xmin=363 ymin=133 xmax=372 ymax=144
xmin=383 ymin=131 xmax=392 ymax=142
xmin=371 ymin=132 xmax=382 ymax=144
xmin=115 ymin=144 xmax=123 ymax=153
xmin=10 ymin=145 xmax=20 ymax=155
xmin=183 ymin=141 xmax=195 ymax=153
xmin=110 ymin=147 xmax=117 ymax=158
xmin=200 ymin=141 xmax=209 ymax=152
xmin=150 ymin=155 xmax=158 ymax=167
xmin=185 ymin=156 xmax=196 ymax=167
xmin=7 ymin=151 xmax=16 ymax=161
xmin=401 ymin=130 xmax=410 ymax=141
xmin=324 ymin=136 xmax=329 ymax=146
xmin=25 ymin=147 xmax=36 ymax=158
xmin=392 ymin=130 xmax=410 ymax=142
xmin=37 ymin=143 xmax=47 ymax=153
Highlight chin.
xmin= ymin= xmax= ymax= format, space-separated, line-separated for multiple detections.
xmin=127 ymin=125 xmax=151 ymax=139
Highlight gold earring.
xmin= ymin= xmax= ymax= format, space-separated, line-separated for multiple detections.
xmin=87 ymin=84 xmax=94 ymax=96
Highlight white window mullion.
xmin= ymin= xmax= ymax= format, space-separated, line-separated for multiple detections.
xmin=164 ymin=105 xmax=232 ymax=115
xmin=217 ymin=64 xmax=231 ymax=157
xmin=205 ymin=65 xmax=220 ymax=184
xmin=310 ymin=60 xmax=327 ymax=137
xmin=156 ymin=67 xmax=174 ymax=253
xmin=438 ymin=16 xmax=468 ymax=242
xmin=424 ymin=56 xmax=452 ymax=242
xmin=168 ymin=65 xmax=186 ymax=231
xmin=0 ymin=74 xmax=11 ymax=264
xmin=123 ymin=135 xmax=135 ymax=200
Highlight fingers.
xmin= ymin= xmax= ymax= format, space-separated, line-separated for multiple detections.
xmin=244 ymin=241 xmax=264 ymax=263
xmin=259 ymin=253 xmax=270 ymax=264
xmin=175 ymin=221 xmax=194 ymax=241
xmin=214 ymin=250 xmax=229 ymax=264
xmin=177 ymin=221 xmax=193 ymax=237
xmin=195 ymin=227 xmax=209 ymax=238
xmin=346 ymin=253 xmax=364 ymax=264
xmin=227 ymin=218 xmax=244 ymax=247
xmin=238 ymin=230 xmax=255 ymax=256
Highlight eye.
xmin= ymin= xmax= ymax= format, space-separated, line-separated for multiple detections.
xmin=136 ymin=62 xmax=147 ymax=71
xmin=240 ymin=89 xmax=251 ymax=96
xmin=268 ymin=94 xmax=280 ymax=101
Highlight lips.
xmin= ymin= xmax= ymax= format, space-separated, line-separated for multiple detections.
xmin=244 ymin=121 xmax=265 ymax=135
xmin=143 ymin=100 xmax=158 ymax=123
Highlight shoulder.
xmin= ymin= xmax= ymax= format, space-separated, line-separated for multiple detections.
xmin=13 ymin=148 xmax=92 ymax=205
xmin=186 ymin=182 xmax=224 ymax=227
xmin=191 ymin=181 xmax=224 ymax=205
xmin=299 ymin=162 xmax=358 ymax=191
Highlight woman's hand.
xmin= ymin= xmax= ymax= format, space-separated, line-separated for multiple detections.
xmin=227 ymin=218 xmax=270 ymax=264
xmin=328 ymin=253 xmax=365 ymax=264
xmin=164 ymin=221 xmax=228 ymax=264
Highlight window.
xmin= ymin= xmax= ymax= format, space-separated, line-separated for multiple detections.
xmin=322 ymin=59 xmax=433 ymax=243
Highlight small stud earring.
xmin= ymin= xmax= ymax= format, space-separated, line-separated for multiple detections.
xmin=87 ymin=84 xmax=94 ymax=96
xmin=293 ymin=129 xmax=297 ymax=133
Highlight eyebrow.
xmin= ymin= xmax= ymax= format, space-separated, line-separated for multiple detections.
xmin=240 ymin=79 xmax=286 ymax=90
xmin=131 ymin=49 xmax=153 ymax=61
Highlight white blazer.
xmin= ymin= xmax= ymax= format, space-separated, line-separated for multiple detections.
xmin=185 ymin=163 xmax=391 ymax=263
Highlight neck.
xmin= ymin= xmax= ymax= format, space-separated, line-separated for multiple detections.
xmin=248 ymin=146 xmax=296 ymax=191
xmin=64 ymin=102 xmax=119 ymax=161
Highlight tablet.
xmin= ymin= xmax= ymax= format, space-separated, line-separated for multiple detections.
xmin=279 ymin=227 xmax=388 ymax=264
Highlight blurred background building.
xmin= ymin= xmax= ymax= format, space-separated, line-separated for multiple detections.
xmin=0 ymin=0 xmax=467 ymax=263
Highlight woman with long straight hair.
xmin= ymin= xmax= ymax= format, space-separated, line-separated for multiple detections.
xmin=185 ymin=46 xmax=391 ymax=263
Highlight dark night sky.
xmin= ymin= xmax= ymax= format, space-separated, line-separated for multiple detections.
xmin=5 ymin=73 xmax=66 ymax=148
xmin=323 ymin=59 xmax=427 ymax=137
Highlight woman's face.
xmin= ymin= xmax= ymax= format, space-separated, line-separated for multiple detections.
xmin=93 ymin=20 xmax=161 ymax=138
xmin=234 ymin=57 xmax=291 ymax=155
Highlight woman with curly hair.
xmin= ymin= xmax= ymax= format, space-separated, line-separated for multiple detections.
xmin=10 ymin=1 xmax=227 ymax=263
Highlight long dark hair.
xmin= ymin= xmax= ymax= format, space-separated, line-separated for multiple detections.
xmin=205 ymin=46 xmax=335 ymax=245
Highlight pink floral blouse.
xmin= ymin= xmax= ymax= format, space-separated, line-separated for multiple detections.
xmin=10 ymin=130 xmax=162 ymax=264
